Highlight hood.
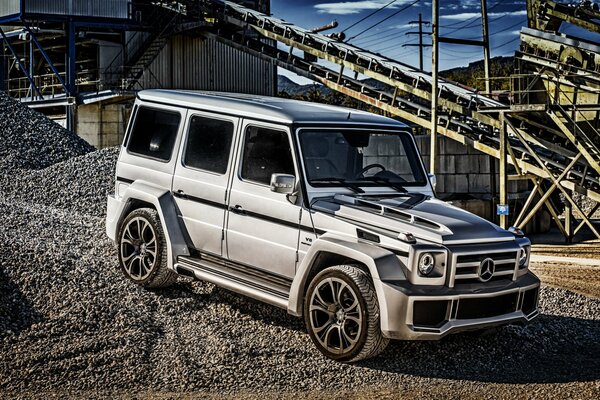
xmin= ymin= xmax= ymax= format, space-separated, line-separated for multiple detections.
xmin=311 ymin=193 xmax=514 ymax=245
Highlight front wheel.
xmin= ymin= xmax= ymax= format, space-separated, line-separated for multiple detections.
xmin=117 ymin=208 xmax=177 ymax=288
xmin=304 ymin=265 xmax=389 ymax=362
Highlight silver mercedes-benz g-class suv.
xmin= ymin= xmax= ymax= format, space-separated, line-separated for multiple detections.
xmin=106 ymin=89 xmax=540 ymax=362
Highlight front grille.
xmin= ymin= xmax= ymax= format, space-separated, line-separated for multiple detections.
xmin=451 ymin=249 xmax=518 ymax=287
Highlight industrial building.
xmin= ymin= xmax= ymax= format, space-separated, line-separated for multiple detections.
xmin=0 ymin=0 xmax=276 ymax=147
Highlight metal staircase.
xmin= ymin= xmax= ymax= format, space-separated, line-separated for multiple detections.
xmin=123 ymin=10 xmax=182 ymax=90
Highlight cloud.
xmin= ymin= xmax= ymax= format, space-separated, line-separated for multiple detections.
xmin=314 ymin=0 xmax=414 ymax=15
xmin=441 ymin=9 xmax=527 ymax=20
xmin=440 ymin=12 xmax=479 ymax=20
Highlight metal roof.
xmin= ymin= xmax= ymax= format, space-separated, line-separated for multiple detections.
xmin=138 ymin=89 xmax=409 ymax=126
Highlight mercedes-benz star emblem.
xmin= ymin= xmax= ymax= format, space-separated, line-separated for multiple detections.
xmin=478 ymin=258 xmax=496 ymax=282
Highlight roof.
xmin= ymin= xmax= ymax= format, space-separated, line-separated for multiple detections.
xmin=138 ymin=89 xmax=407 ymax=127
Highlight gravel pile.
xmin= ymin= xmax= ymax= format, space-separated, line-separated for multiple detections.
xmin=0 ymin=147 xmax=119 ymax=217
xmin=0 ymin=99 xmax=599 ymax=398
xmin=0 ymin=92 xmax=94 ymax=173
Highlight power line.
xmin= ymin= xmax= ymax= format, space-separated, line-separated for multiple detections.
xmin=353 ymin=26 xmax=412 ymax=47
xmin=439 ymin=0 xmax=504 ymax=33
xmin=372 ymin=37 xmax=417 ymax=54
xmin=346 ymin=0 xmax=420 ymax=42
xmin=491 ymin=35 xmax=520 ymax=50
xmin=341 ymin=0 xmax=399 ymax=34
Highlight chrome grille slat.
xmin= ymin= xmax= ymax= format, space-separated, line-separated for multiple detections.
xmin=450 ymin=247 xmax=518 ymax=287
xmin=456 ymin=259 xmax=515 ymax=268
xmin=455 ymin=270 xmax=515 ymax=280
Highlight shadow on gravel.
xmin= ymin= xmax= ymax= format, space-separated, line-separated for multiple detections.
xmin=361 ymin=314 xmax=600 ymax=384
xmin=0 ymin=268 xmax=43 ymax=336
xmin=160 ymin=282 xmax=306 ymax=331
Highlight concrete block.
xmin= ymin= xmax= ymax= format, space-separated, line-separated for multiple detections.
xmin=101 ymin=110 xmax=120 ymax=123
xmin=439 ymin=155 xmax=456 ymax=174
xmin=434 ymin=173 xmax=445 ymax=193
xmin=445 ymin=175 xmax=469 ymax=193
xmin=414 ymin=135 xmax=429 ymax=155
xmin=455 ymin=155 xmax=473 ymax=174
xmin=451 ymin=199 xmax=492 ymax=220
xmin=478 ymin=155 xmax=491 ymax=174
xmin=469 ymin=174 xmax=491 ymax=193
xmin=442 ymin=137 xmax=469 ymax=155
xmin=77 ymin=123 xmax=100 ymax=136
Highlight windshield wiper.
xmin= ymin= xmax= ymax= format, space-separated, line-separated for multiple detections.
xmin=358 ymin=176 xmax=407 ymax=192
xmin=309 ymin=178 xmax=365 ymax=194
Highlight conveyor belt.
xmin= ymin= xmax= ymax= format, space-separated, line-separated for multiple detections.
xmin=194 ymin=0 xmax=600 ymax=210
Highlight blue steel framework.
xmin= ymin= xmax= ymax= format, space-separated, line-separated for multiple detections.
xmin=0 ymin=1 xmax=137 ymax=130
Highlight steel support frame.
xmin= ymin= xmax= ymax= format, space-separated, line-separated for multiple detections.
xmin=0 ymin=26 xmax=43 ymax=99
xmin=66 ymin=21 xmax=77 ymax=132
xmin=506 ymin=117 xmax=600 ymax=239
xmin=23 ymin=23 xmax=68 ymax=93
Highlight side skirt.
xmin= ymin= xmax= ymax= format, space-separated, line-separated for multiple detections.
xmin=175 ymin=254 xmax=291 ymax=310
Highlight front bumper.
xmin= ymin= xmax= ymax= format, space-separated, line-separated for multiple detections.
xmin=379 ymin=272 xmax=540 ymax=340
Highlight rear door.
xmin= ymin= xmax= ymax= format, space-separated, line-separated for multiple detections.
xmin=225 ymin=121 xmax=301 ymax=279
xmin=172 ymin=111 xmax=239 ymax=256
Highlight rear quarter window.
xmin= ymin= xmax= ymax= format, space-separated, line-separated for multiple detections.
xmin=127 ymin=106 xmax=181 ymax=161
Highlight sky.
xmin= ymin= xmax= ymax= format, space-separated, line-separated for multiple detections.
xmin=270 ymin=0 xmax=529 ymax=84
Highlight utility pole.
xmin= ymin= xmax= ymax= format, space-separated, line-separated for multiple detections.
xmin=481 ymin=0 xmax=491 ymax=94
xmin=430 ymin=1 xmax=439 ymax=176
xmin=404 ymin=13 xmax=432 ymax=70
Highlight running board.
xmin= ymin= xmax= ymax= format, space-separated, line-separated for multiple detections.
xmin=175 ymin=255 xmax=290 ymax=309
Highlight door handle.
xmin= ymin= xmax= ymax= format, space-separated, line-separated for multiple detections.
xmin=230 ymin=205 xmax=246 ymax=215
xmin=175 ymin=189 xmax=187 ymax=199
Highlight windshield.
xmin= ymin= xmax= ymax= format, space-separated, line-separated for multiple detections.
xmin=299 ymin=129 xmax=427 ymax=190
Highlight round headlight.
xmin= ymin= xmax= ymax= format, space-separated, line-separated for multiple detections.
xmin=519 ymin=248 xmax=528 ymax=268
xmin=418 ymin=252 xmax=435 ymax=276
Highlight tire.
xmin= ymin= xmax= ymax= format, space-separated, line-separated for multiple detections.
xmin=117 ymin=207 xmax=177 ymax=288
xmin=304 ymin=265 xmax=389 ymax=362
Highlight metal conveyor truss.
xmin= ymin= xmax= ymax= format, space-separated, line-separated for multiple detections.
xmin=196 ymin=0 xmax=600 ymax=239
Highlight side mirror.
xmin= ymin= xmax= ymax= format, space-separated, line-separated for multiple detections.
xmin=270 ymin=173 xmax=296 ymax=194
xmin=428 ymin=173 xmax=437 ymax=190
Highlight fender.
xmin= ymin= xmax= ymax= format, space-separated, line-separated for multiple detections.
xmin=106 ymin=180 xmax=190 ymax=270
xmin=288 ymin=235 xmax=407 ymax=331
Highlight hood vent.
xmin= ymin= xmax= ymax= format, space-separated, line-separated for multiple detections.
xmin=355 ymin=198 xmax=444 ymax=232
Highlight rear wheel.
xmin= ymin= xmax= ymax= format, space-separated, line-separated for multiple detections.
xmin=304 ymin=265 xmax=389 ymax=362
xmin=118 ymin=208 xmax=177 ymax=288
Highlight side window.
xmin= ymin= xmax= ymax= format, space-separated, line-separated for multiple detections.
xmin=127 ymin=106 xmax=181 ymax=161
xmin=241 ymin=126 xmax=295 ymax=185
xmin=183 ymin=115 xmax=234 ymax=174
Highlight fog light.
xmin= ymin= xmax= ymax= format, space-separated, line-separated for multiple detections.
xmin=418 ymin=252 xmax=435 ymax=276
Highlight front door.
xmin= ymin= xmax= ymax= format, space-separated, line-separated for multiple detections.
xmin=225 ymin=121 xmax=301 ymax=278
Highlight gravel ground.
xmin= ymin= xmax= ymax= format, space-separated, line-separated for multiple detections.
xmin=1 ymin=101 xmax=599 ymax=398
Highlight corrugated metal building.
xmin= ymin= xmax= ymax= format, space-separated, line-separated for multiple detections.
xmin=137 ymin=36 xmax=276 ymax=95
xmin=0 ymin=0 xmax=130 ymax=20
